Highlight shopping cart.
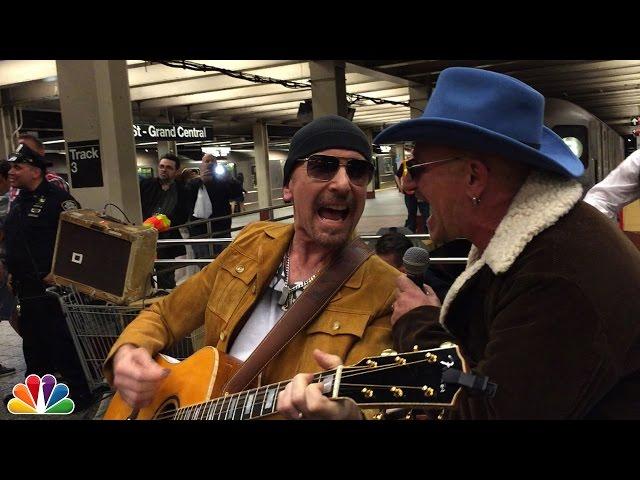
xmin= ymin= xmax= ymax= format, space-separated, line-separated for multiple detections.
xmin=51 ymin=287 xmax=204 ymax=393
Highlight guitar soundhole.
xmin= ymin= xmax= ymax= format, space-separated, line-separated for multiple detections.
xmin=153 ymin=396 xmax=180 ymax=420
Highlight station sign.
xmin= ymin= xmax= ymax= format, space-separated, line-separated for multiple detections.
xmin=133 ymin=123 xmax=213 ymax=142
xmin=67 ymin=140 xmax=104 ymax=188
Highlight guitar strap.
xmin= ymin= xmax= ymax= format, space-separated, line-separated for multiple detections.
xmin=224 ymin=236 xmax=373 ymax=394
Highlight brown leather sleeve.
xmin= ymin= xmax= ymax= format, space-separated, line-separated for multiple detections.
xmin=392 ymin=305 xmax=455 ymax=353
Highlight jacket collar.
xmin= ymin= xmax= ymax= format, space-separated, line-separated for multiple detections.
xmin=439 ymin=170 xmax=583 ymax=326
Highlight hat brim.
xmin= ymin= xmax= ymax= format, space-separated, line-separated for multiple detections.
xmin=374 ymin=117 xmax=584 ymax=178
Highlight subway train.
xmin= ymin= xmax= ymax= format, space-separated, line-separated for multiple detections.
xmin=544 ymin=97 xmax=624 ymax=193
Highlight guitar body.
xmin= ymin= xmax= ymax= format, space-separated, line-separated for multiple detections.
xmin=104 ymin=347 xmax=242 ymax=420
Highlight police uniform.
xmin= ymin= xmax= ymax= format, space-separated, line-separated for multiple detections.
xmin=5 ymin=145 xmax=91 ymax=405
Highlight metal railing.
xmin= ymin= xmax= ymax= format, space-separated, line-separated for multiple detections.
xmin=158 ymin=203 xmax=294 ymax=257
xmin=155 ymin=234 xmax=469 ymax=267
xmin=164 ymin=202 xmax=294 ymax=233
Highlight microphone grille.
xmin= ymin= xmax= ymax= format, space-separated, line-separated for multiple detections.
xmin=402 ymin=246 xmax=430 ymax=276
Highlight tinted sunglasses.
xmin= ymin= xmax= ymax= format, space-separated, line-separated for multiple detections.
xmin=298 ymin=154 xmax=374 ymax=186
xmin=405 ymin=156 xmax=463 ymax=181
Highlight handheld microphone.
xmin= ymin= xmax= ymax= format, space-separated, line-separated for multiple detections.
xmin=402 ymin=246 xmax=430 ymax=288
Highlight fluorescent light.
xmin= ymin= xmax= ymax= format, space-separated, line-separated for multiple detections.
xmin=42 ymin=139 xmax=65 ymax=145
xmin=563 ymin=137 xmax=583 ymax=158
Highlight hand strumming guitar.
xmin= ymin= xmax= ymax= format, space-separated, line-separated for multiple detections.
xmin=112 ymin=344 xmax=170 ymax=408
xmin=276 ymin=349 xmax=364 ymax=420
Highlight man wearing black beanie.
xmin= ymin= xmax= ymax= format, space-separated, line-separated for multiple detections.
xmin=106 ymin=114 xmax=400 ymax=420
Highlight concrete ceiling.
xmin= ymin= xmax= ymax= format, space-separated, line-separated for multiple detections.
xmin=348 ymin=59 xmax=640 ymax=136
xmin=0 ymin=60 xmax=415 ymax=144
xmin=1 ymin=60 xmax=638 ymax=146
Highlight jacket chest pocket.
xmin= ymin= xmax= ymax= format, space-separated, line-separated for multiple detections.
xmin=206 ymin=254 xmax=257 ymax=324
xmin=302 ymin=309 xmax=371 ymax=358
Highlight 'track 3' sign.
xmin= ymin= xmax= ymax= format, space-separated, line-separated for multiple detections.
xmin=66 ymin=140 xmax=104 ymax=188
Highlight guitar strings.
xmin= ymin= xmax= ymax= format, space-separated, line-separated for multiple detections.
xmin=151 ymin=356 xmax=442 ymax=421
xmin=155 ymin=357 xmax=439 ymax=420
xmin=153 ymin=357 xmax=438 ymax=421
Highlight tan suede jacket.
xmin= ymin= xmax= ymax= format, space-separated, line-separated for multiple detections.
xmin=104 ymin=221 xmax=399 ymax=387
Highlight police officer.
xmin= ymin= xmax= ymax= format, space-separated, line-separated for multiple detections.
xmin=4 ymin=143 xmax=92 ymax=408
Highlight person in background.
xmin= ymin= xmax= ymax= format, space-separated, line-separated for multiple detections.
xmin=0 ymin=159 xmax=16 ymax=377
xmin=583 ymin=149 xmax=640 ymax=221
xmin=374 ymin=230 xmax=469 ymax=301
xmin=232 ymin=172 xmax=248 ymax=213
xmin=139 ymin=153 xmax=191 ymax=289
xmin=395 ymin=156 xmax=429 ymax=233
xmin=187 ymin=154 xmax=233 ymax=260
xmin=8 ymin=134 xmax=69 ymax=208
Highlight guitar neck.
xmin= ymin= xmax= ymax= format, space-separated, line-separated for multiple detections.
xmin=171 ymin=371 xmax=331 ymax=421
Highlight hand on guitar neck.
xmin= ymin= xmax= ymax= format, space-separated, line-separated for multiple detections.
xmin=112 ymin=344 xmax=171 ymax=408
xmin=277 ymin=349 xmax=364 ymax=420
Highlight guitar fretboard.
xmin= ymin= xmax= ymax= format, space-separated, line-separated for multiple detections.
xmin=172 ymin=371 xmax=334 ymax=420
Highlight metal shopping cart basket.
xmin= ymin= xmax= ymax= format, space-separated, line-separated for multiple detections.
xmin=51 ymin=286 xmax=204 ymax=393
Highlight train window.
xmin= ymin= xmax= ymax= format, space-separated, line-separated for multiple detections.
xmin=552 ymin=125 xmax=589 ymax=168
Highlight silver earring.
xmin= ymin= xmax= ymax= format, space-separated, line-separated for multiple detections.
xmin=472 ymin=196 xmax=481 ymax=206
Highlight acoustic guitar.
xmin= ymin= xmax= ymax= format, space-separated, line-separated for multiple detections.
xmin=104 ymin=344 xmax=478 ymax=420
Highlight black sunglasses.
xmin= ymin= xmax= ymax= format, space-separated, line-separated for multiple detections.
xmin=298 ymin=154 xmax=374 ymax=186
xmin=405 ymin=156 xmax=463 ymax=181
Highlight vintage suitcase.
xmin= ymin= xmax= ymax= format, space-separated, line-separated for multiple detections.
xmin=52 ymin=209 xmax=158 ymax=304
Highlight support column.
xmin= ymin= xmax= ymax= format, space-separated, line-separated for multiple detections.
xmin=253 ymin=121 xmax=272 ymax=219
xmin=57 ymin=60 xmax=142 ymax=224
xmin=157 ymin=141 xmax=177 ymax=159
xmin=309 ymin=61 xmax=348 ymax=118
xmin=0 ymin=104 xmax=17 ymax=159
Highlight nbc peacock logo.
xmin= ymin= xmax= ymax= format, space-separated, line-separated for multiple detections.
xmin=7 ymin=374 xmax=75 ymax=414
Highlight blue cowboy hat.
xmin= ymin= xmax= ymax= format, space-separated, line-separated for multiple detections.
xmin=374 ymin=67 xmax=584 ymax=178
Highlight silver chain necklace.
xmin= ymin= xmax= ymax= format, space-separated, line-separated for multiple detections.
xmin=277 ymin=250 xmax=319 ymax=311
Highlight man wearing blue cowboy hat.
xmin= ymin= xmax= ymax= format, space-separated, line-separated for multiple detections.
xmin=282 ymin=67 xmax=640 ymax=420
xmin=383 ymin=67 xmax=640 ymax=419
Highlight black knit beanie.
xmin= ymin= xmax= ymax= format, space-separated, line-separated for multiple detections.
xmin=282 ymin=114 xmax=372 ymax=186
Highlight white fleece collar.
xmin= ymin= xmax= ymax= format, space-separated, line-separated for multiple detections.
xmin=439 ymin=171 xmax=583 ymax=327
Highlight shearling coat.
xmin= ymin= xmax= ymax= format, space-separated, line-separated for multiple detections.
xmin=105 ymin=221 xmax=399 ymax=387
xmin=394 ymin=172 xmax=640 ymax=419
